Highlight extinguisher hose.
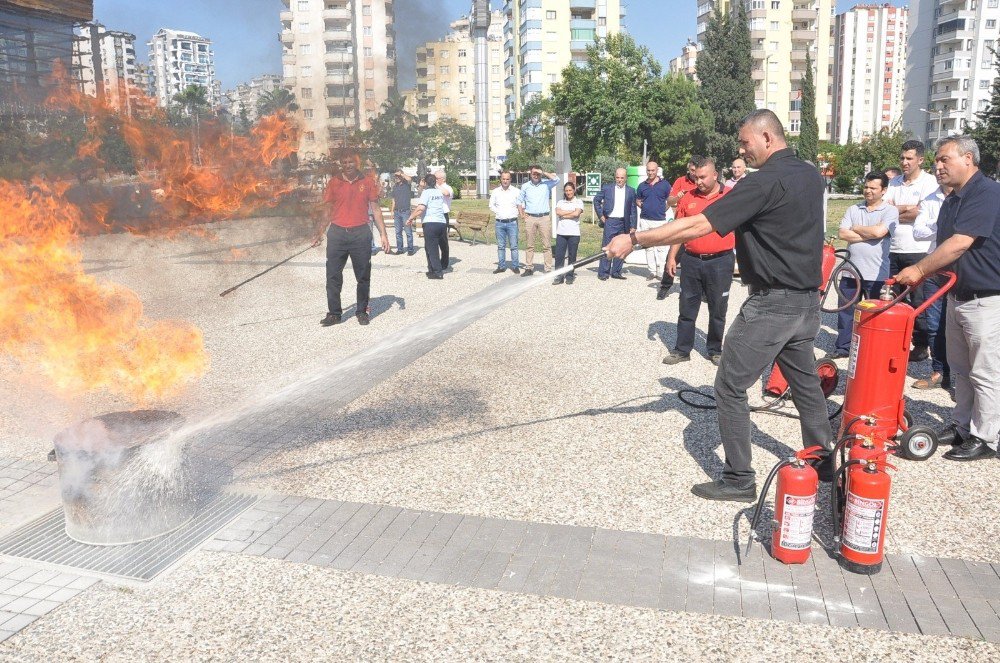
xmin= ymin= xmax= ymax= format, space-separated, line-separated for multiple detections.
xmin=677 ymin=389 xmax=843 ymax=421
xmin=821 ymin=252 xmax=865 ymax=314
xmin=744 ymin=459 xmax=793 ymax=558
xmin=830 ymin=459 xmax=865 ymax=552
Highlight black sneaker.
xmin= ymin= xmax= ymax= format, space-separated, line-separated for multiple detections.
xmin=565 ymin=276 xmax=575 ymax=285
xmin=407 ymin=249 xmax=417 ymax=256
xmin=691 ymin=480 xmax=757 ymax=503
xmin=943 ymin=436 xmax=994 ymax=461
xmin=356 ymin=312 xmax=370 ymax=325
xmin=552 ymin=277 xmax=564 ymax=285
xmin=493 ymin=267 xmax=507 ymax=274
xmin=320 ymin=313 xmax=341 ymax=326
xmin=909 ymin=346 xmax=930 ymax=362
xmin=521 ymin=269 xmax=534 ymax=277
xmin=662 ymin=351 xmax=690 ymax=366
xmin=610 ymin=274 xmax=626 ymax=280
xmin=656 ymin=287 xmax=669 ymax=300
xmin=708 ymin=353 xmax=722 ymax=366
xmin=825 ymin=350 xmax=849 ymax=360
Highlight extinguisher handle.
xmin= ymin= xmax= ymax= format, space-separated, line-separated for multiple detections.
xmin=795 ymin=445 xmax=827 ymax=462
xmin=911 ymin=271 xmax=957 ymax=318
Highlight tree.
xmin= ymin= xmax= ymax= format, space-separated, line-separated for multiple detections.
xmin=256 ymin=88 xmax=299 ymax=118
xmin=645 ymin=74 xmax=713 ymax=176
xmin=356 ymin=91 xmax=421 ymax=172
xmin=424 ymin=118 xmax=475 ymax=174
xmin=172 ymin=84 xmax=209 ymax=118
xmin=798 ymin=52 xmax=819 ymax=164
xmin=833 ymin=126 xmax=911 ymax=193
xmin=966 ymin=52 xmax=1000 ymax=178
xmin=504 ymin=96 xmax=555 ymax=171
xmin=551 ymin=33 xmax=663 ymax=166
xmin=696 ymin=5 xmax=756 ymax=161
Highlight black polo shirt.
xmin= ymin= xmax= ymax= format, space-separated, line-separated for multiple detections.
xmin=936 ymin=170 xmax=1000 ymax=298
xmin=702 ymin=148 xmax=825 ymax=290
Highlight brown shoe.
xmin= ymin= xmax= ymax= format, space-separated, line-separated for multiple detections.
xmin=912 ymin=373 xmax=943 ymax=389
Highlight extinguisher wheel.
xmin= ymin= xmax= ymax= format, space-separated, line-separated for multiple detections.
xmin=814 ymin=358 xmax=839 ymax=398
xmin=901 ymin=410 xmax=913 ymax=430
xmin=898 ymin=425 xmax=939 ymax=461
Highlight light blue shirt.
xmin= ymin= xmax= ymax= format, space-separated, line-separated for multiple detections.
xmin=518 ymin=177 xmax=559 ymax=215
xmin=839 ymin=202 xmax=899 ymax=281
xmin=419 ymin=187 xmax=447 ymax=224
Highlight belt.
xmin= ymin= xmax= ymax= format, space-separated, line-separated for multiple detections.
xmin=496 ymin=217 xmax=517 ymax=222
xmin=952 ymin=289 xmax=1000 ymax=303
xmin=526 ymin=212 xmax=549 ymax=217
xmin=748 ymin=285 xmax=818 ymax=296
xmin=686 ymin=250 xmax=731 ymax=261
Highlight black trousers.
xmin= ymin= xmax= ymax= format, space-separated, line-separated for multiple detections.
xmin=554 ymin=234 xmax=580 ymax=270
xmin=660 ymin=259 xmax=675 ymax=289
xmin=423 ymin=222 xmax=450 ymax=276
xmin=890 ymin=252 xmax=930 ymax=348
xmin=714 ymin=289 xmax=833 ymax=487
xmin=675 ymin=251 xmax=735 ymax=356
xmin=326 ymin=224 xmax=372 ymax=316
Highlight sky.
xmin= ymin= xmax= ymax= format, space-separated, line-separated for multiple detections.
xmin=94 ymin=0 xmax=908 ymax=91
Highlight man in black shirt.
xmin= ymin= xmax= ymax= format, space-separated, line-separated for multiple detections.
xmin=605 ymin=110 xmax=834 ymax=502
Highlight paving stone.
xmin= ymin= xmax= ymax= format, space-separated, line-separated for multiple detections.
xmin=740 ymin=590 xmax=770 ymax=620
xmin=21 ymin=599 xmax=59 ymax=617
xmin=2 ymin=597 xmax=37 ymax=613
xmin=713 ymin=586 xmax=742 ymax=617
xmin=907 ymin=599 xmax=950 ymax=636
xmin=0 ymin=613 xmax=36 ymax=632
xmin=957 ymin=598 xmax=1000 ymax=640
xmin=933 ymin=597 xmax=982 ymax=640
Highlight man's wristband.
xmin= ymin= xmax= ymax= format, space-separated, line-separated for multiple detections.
xmin=629 ymin=229 xmax=641 ymax=248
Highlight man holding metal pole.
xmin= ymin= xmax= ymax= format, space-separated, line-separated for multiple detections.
xmin=604 ymin=110 xmax=834 ymax=502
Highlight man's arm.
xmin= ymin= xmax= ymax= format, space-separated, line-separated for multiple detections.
xmin=488 ymin=190 xmax=498 ymax=215
xmin=838 ymin=226 xmax=864 ymax=243
xmin=852 ymin=224 xmax=889 ymax=240
xmin=406 ymin=204 xmax=426 ymax=225
xmin=666 ymin=243 xmax=682 ymax=277
xmin=893 ymin=204 xmax=919 ymax=223
xmin=895 ymin=233 xmax=976 ymax=285
xmin=593 ymin=187 xmax=606 ymax=220
xmin=605 ymin=214 xmax=714 ymax=258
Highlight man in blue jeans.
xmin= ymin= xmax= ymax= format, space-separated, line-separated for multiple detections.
xmin=829 ymin=172 xmax=899 ymax=358
xmin=488 ymin=170 xmax=521 ymax=273
xmin=389 ymin=171 xmax=415 ymax=255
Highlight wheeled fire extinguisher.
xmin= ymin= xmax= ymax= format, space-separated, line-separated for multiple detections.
xmin=831 ymin=455 xmax=895 ymax=575
xmin=837 ymin=272 xmax=956 ymax=460
xmin=745 ymin=446 xmax=825 ymax=564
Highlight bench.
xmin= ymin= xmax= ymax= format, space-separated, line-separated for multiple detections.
xmin=452 ymin=211 xmax=491 ymax=245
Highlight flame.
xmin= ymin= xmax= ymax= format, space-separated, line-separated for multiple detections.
xmin=0 ymin=69 xmax=301 ymax=404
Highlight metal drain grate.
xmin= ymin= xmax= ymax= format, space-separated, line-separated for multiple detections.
xmin=0 ymin=492 xmax=257 ymax=581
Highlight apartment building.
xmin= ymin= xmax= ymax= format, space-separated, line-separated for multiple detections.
xmin=668 ymin=39 xmax=700 ymax=80
xmin=279 ymin=0 xmax=397 ymax=160
xmin=503 ymin=0 xmax=625 ymax=124
xmin=224 ymin=74 xmax=283 ymax=123
xmin=902 ymin=0 xmax=1000 ymax=144
xmin=74 ymin=22 xmax=137 ymax=113
xmin=415 ymin=11 xmax=509 ymax=161
xmin=147 ymin=28 xmax=216 ymax=108
xmin=831 ymin=4 xmax=908 ymax=144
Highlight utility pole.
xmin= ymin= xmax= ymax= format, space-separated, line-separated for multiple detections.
xmin=471 ymin=0 xmax=491 ymax=199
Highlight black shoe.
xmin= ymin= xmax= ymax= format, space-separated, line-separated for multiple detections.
xmin=813 ymin=451 xmax=836 ymax=482
xmin=662 ymin=351 xmax=690 ymax=366
xmin=493 ymin=267 xmax=507 ymax=274
xmin=552 ymin=277 xmax=564 ymax=285
xmin=935 ymin=423 xmax=963 ymax=447
xmin=708 ymin=353 xmax=722 ymax=366
xmin=942 ymin=436 xmax=995 ymax=461
xmin=610 ymin=274 xmax=626 ymax=280
xmin=565 ymin=276 xmax=575 ymax=285
xmin=512 ymin=266 xmax=521 ymax=274
xmin=909 ymin=346 xmax=930 ymax=362
xmin=598 ymin=274 xmax=609 ymax=281
xmin=356 ymin=312 xmax=370 ymax=325
xmin=691 ymin=480 xmax=757 ymax=503
xmin=656 ymin=287 xmax=669 ymax=300
xmin=320 ymin=313 xmax=342 ymax=326
xmin=825 ymin=350 xmax=849 ymax=359
xmin=47 ymin=448 xmax=57 ymax=462
xmin=521 ymin=269 xmax=534 ymax=277
xmin=407 ymin=249 xmax=417 ymax=256
xmin=427 ymin=272 xmax=443 ymax=280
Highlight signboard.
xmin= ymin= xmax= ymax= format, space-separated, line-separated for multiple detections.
xmin=585 ymin=172 xmax=601 ymax=197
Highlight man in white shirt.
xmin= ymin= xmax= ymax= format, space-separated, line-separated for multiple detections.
xmin=724 ymin=158 xmax=747 ymax=189
xmin=883 ymin=140 xmax=940 ymax=361
xmin=488 ymin=171 xmax=522 ymax=274
xmin=593 ymin=167 xmax=637 ymax=280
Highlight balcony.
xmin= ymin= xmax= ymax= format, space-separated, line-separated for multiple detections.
xmin=790 ymin=49 xmax=808 ymax=62
xmin=792 ymin=8 xmax=817 ymax=20
xmin=750 ymin=30 xmax=766 ymax=41
xmin=751 ymin=48 xmax=766 ymax=60
xmin=325 ymin=50 xmax=352 ymax=64
xmin=326 ymin=95 xmax=355 ymax=106
xmin=324 ymin=29 xmax=352 ymax=41
xmin=323 ymin=8 xmax=350 ymax=20
xmin=284 ymin=76 xmax=296 ymax=86
xmin=570 ymin=19 xmax=596 ymax=30
xmin=930 ymin=88 xmax=964 ymax=103
xmin=570 ymin=0 xmax=596 ymax=9
xmin=751 ymin=69 xmax=765 ymax=81
xmin=280 ymin=30 xmax=294 ymax=45
xmin=280 ymin=10 xmax=293 ymax=22
xmin=570 ymin=40 xmax=593 ymax=52
xmin=325 ymin=71 xmax=352 ymax=85
xmin=932 ymin=67 xmax=967 ymax=83
xmin=791 ymin=29 xmax=817 ymax=41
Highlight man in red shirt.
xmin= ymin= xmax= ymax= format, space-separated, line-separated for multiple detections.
xmin=656 ymin=156 xmax=702 ymax=300
xmin=321 ymin=151 xmax=390 ymax=326
xmin=662 ymin=156 xmax=735 ymax=366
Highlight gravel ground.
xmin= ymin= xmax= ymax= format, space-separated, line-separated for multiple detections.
xmin=3 ymin=551 xmax=997 ymax=662
xmin=1 ymin=216 xmax=995 ymax=566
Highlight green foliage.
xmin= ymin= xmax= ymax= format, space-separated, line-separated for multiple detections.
xmin=504 ymin=96 xmax=555 ymax=171
xmin=696 ymin=5 xmax=756 ymax=161
xmin=423 ymin=118 xmax=476 ymax=173
xmin=357 ymin=92 xmax=421 ymax=172
xmin=646 ymin=74 xmax=713 ymax=176
xmin=446 ymin=169 xmax=463 ymax=200
xmin=172 ymin=84 xmax=209 ymax=118
xmin=833 ymin=126 xmax=912 ymax=193
xmin=256 ymin=88 xmax=299 ymax=117
xmin=798 ymin=52 xmax=818 ymax=164
xmin=966 ymin=52 xmax=1000 ymax=178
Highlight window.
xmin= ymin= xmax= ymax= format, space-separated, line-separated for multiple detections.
xmin=769 ymin=41 xmax=778 ymax=52
xmin=548 ymin=73 xmax=557 ymax=83
xmin=364 ymin=47 xmax=372 ymax=56
xmin=301 ymin=66 xmax=312 ymax=76
xmin=301 ymin=87 xmax=312 ymax=98
xmin=771 ymin=0 xmax=780 ymax=7
xmin=789 ymin=119 xmax=801 ymax=132
xmin=440 ymin=66 xmax=449 ymax=74
xmin=458 ymin=66 xmax=467 ymax=74
xmin=750 ymin=0 xmax=765 ymax=8
xmin=298 ymin=21 xmax=310 ymax=33
xmin=364 ymin=69 xmax=374 ymax=79
xmin=546 ymin=10 xmax=556 ymax=19
xmin=362 ymin=5 xmax=371 ymax=15
xmin=989 ymin=0 xmax=998 ymax=8
xmin=365 ymin=89 xmax=374 ymax=98
xmin=363 ymin=27 xmax=372 ymax=36
xmin=442 ymin=97 xmax=450 ymax=105
xmin=770 ymin=21 xmax=779 ymax=31
xmin=300 ymin=44 xmax=311 ymax=55
xmin=303 ymin=108 xmax=313 ymax=119
xmin=491 ymin=65 xmax=500 ymax=75
xmin=982 ymin=80 xmax=992 ymax=89
xmin=458 ymin=49 xmax=467 ymax=58
xmin=298 ymin=0 xmax=309 ymax=9
xmin=988 ymin=20 xmax=997 ymax=29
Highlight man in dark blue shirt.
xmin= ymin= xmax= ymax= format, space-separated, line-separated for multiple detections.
xmin=636 ymin=161 xmax=673 ymax=290
xmin=896 ymin=136 xmax=1000 ymax=462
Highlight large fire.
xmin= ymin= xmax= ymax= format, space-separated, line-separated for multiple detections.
xmin=0 ymin=75 xmax=301 ymax=404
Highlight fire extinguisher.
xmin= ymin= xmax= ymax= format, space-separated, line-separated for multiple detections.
xmin=831 ymin=455 xmax=895 ymax=575
xmin=837 ymin=272 xmax=957 ymax=460
xmin=745 ymin=446 xmax=825 ymax=564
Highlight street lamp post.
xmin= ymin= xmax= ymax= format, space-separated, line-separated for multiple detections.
xmin=920 ymin=107 xmax=943 ymax=145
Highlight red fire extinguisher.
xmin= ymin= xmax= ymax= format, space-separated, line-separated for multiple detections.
xmin=745 ymin=445 xmax=825 ymax=564
xmin=837 ymin=272 xmax=956 ymax=460
xmin=831 ymin=455 xmax=895 ymax=575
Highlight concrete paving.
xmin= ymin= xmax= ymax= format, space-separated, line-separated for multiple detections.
xmin=0 ymin=215 xmax=998 ymax=659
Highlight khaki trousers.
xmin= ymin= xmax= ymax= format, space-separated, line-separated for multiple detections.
xmin=524 ymin=214 xmax=553 ymax=271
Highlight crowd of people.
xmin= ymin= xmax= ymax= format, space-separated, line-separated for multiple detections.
xmin=320 ymin=111 xmax=999 ymax=496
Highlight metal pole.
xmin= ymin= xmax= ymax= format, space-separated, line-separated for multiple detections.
xmin=471 ymin=1 xmax=491 ymax=199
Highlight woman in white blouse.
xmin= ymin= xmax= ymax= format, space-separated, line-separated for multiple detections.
xmin=553 ymin=182 xmax=584 ymax=285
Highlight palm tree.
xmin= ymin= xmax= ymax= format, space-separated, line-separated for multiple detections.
xmin=172 ymin=85 xmax=210 ymax=165
xmin=256 ymin=88 xmax=299 ymax=118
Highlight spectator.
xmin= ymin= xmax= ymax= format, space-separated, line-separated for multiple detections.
xmin=407 ymin=173 xmax=449 ymax=280
xmin=663 ymin=156 xmax=734 ymax=366
xmin=389 ymin=171 xmax=415 ymax=256
xmin=884 ymin=167 xmax=902 ymax=180
xmin=912 ymin=176 xmax=953 ymax=390
xmin=724 ymin=157 xmax=748 ymax=189
xmin=656 ymin=156 xmax=701 ymax=298
xmin=488 ymin=171 xmax=521 ymax=274
xmin=435 ymin=170 xmax=454 ymax=223
xmin=828 ymin=172 xmax=899 ymax=358
xmin=636 ymin=161 xmax=674 ymax=285
xmin=321 ymin=151 xmax=390 ymax=327
xmin=553 ymin=182 xmax=584 ymax=285
xmin=593 ymin=167 xmax=637 ymax=281
xmin=517 ymin=165 xmax=560 ymax=276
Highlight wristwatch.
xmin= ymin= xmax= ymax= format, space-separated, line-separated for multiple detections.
xmin=629 ymin=229 xmax=641 ymax=248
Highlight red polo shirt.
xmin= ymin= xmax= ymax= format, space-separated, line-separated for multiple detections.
xmin=324 ymin=174 xmax=380 ymax=228
xmin=677 ymin=185 xmax=735 ymax=255
xmin=670 ymin=175 xmax=698 ymax=200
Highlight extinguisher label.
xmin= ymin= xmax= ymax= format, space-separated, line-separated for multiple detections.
xmin=842 ymin=493 xmax=884 ymax=554
xmin=848 ymin=333 xmax=861 ymax=379
xmin=779 ymin=494 xmax=815 ymax=550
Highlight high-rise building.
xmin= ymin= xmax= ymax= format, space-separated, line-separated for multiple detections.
xmin=502 ymin=0 xmax=625 ymax=124
xmin=415 ymin=11 xmax=509 ymax=162
xmin=74 ymin=22 xmax=137 ymax=113
xmin=279 ymin=0 xmax=397 ymax=160
xmin=147 ymin=28 xmax=217 ymax=109
xmin=696 ymin=0 xmax=835 ymax=141
xmin=831 ymin=4 xmax=908 ymax=145
xmin=902 ymin=0 xmax=1000 ymax=145
xmin=0 ymin=0 xmax=94 ymax=109
xmin=223 ymin=74 xmax=283 ymax=123
xmin=668 ymin=39 xmax=700 ymax=81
